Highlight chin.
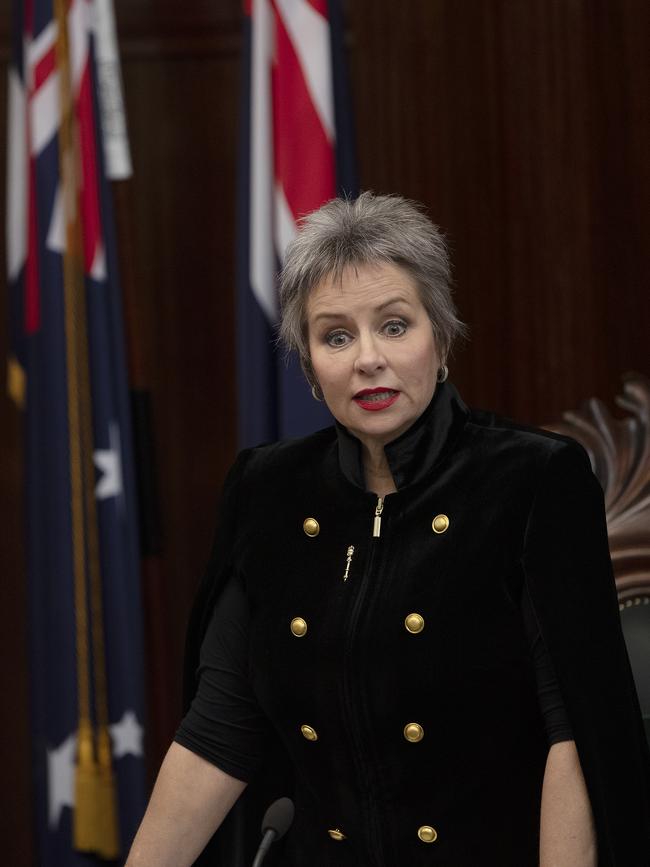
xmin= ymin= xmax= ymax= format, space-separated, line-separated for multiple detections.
xmin=352 ymin=414 xmax=413 ymax=443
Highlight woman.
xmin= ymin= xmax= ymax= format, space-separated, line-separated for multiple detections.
xmin=127 ymin=193 xmax=650 ymax=866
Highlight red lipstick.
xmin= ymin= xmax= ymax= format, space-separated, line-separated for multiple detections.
xmin=353 ymin=388 xmax=400 ymax=412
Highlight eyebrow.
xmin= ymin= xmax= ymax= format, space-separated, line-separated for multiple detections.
xmin=310 ymin=295 xmax=412 ymax=323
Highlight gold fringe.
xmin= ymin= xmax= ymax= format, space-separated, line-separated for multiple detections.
xmin=94 ymin=727 xmax=120 ymax=860
xmin=7 ymin=355 xmax=26 ymax=408
xmin=73 ymin=724 xmax=120 ymax=859
xmin=73 ymin=720 xmax=99 ymax=853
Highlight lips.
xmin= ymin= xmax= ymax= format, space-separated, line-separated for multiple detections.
xmin=353 ymin=388 xmax=400 ymax=411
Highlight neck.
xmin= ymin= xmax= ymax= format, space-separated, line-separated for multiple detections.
xmin=361 ymin=438 xmax=397 ymax=497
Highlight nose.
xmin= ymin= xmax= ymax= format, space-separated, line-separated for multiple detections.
xmin=353 ymin=331 xmax=386 ymax=375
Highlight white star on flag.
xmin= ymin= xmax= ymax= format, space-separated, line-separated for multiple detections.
xmin=109 ymin=709 xmax=144 ymax=759
xmin=46 ymin=709 xmax=144 ymax=828
xmin=94 ymin=420 xmax=123 ymax=500
xmin=47 ymin=732 xmax=76 ymax=828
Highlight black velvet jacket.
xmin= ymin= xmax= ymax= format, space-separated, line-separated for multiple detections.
xmin=184 ymin=382 xmax=650 ymax=866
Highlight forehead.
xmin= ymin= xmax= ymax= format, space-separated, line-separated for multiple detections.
xmin=306 ymin=261 xmax=420 ymax=318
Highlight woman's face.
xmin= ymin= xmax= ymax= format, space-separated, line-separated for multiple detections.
xmin=306 ymin=261 xmax=441 ymax=449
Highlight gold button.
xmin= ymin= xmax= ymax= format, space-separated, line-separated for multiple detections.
xmin=290 ymin=617 xmax=308 ymax=637
xmin=432 ymin=514 xmax=449 ymax=534
xmin=301 ymin=724 xmax=318 ymax=741
xmin=404 ymin=722 xmax=424 ymax=742
xmin=405 ymin=613 xmax=425 ymax=634
xmin=418 ymin=825 xmax=438 ymax=843
xmin=303 ymin=517 xmax=320 ymax=537
xmin=327 ymin=828 xmax=346 ymax=841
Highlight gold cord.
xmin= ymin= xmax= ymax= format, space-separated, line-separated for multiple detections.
xmin=54 ymin=0 xmax=119 ymax=856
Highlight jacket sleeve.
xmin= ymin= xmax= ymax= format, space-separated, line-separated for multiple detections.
xmin=522 ymin=442 xmax=650 ymax=866
xmin=181 ymin=448 xmax=293 ymax=867
xmin=182 ymin=448 xmax=252 ymax=711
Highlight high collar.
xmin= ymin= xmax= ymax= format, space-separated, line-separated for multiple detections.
xmin=335 ymin=381 xmax=470 ymax=491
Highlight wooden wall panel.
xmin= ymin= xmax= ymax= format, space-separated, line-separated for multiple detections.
xmin=347 ymin=0 xmax=650 ymax=422
xmin=0 ymin=0 xmax=33 ymax=857
xmin=113 ymin=3 xmax=243 ymax=759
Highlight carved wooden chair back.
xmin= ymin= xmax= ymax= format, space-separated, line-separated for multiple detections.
xmin=546 ymin=373 xmax=650 ymax=743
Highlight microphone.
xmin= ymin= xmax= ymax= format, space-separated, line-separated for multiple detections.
xmin=251 ymin=797 xmax=295 ymax=867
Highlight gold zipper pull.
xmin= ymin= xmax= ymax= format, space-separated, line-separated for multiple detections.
xmin=343 ymin=545 xmax=355 ymax=581
xmin=373 ymin=497 xmax=384 ymax=538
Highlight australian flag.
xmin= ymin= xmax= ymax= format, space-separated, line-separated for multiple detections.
xmin=6 ymin=0 xmax=146 ymax=863
xmin=237 ymin=0 xmax=357 ymax=447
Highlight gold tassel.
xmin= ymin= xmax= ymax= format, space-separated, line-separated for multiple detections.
xmin=7 ymin=355 xmax=26 ymax=408
xmin=73 ymin=723 xmax=121 ymax=859
xmin=73 ymin=720 xmax=100 ymax=852
xmin=94 ymin=726 xmax=120 ymax=860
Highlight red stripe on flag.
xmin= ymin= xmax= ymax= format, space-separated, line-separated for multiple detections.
xmin=33 ymin=46 xmax=56 ymax=92
xmin=25 ymin=0 xmax=34 ymax=33
xmin=76 ymin=63 xmax=103 ymax=275
xmin=271 ymin=7 xmax=335 ymax=221
xmin=243 ymin=0 xmax=252 ymax=16
xmin=305 ymin=0 xmax=328 ymax=17
xmin=25 ymin=157 xmax=40 ymax=333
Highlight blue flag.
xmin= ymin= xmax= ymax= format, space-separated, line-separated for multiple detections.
xmin=237 ymin=0 xmax=357 ymax=447
xmin=6 ymin=0 xmax=146 ymax=862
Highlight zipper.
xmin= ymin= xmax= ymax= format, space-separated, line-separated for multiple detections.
xmin=340 ymin=496 xmax=389 ymax=863
xmin=372 ymin=496 xmax=384 ymax=538
xmin=342 ymin=545 xmax=355 ymax=582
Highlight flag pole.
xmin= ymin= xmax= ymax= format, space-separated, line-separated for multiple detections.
xmin=53 ymin=0 xmax=96 ymax=847
xmin=53 ymin=0 xmax=119 ymax=856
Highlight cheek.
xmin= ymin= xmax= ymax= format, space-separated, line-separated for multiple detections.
xmin=399 ymin=341 xmax=439 ymax=384
xmin=309 ymin=349 xmax=344 ymax=391
xmin=420 ymin=332 xmax=440 ymax=368
xmin=319 ymin=364 xmax=348 ymax=394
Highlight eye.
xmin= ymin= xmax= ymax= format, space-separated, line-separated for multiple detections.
xmin=325 ymin=329 xmax=351 ymax=348
xmin=382 ymin=319 xmax=407 ymax=337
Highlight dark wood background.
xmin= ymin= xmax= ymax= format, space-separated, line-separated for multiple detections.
xmin=1 ymin=1 xmax=649 ymax=861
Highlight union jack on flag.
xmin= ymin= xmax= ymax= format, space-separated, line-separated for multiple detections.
xmin=238 ymin=0 xmax=357 ymax=446
xmin=6 ymin=1 xmax=146 ymax=863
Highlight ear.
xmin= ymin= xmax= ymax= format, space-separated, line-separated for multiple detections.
xmin=300 ymin=354 xmax=317 ymax=390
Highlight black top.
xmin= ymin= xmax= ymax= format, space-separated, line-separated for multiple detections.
xmin=178 ymin=382 xmax=650 ymax=866
xmin=175 ymin=572 xmax=572 ymax=781
xmin=176 ymin=387 xmax=572 ymax=782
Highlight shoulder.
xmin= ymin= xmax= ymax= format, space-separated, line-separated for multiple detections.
xmin=233 ymin=426 xmax=338 ymax=490
xmin=446 ymin=404 xmax=598 ymax=509
xmin=462 ymin=405 xmax=592 ymax=474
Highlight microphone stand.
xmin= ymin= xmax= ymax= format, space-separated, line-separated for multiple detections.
xmin=250 ymin=797 xmax=294 ymax=867
xmin=251 ymin=828 xmax=277 ymax=867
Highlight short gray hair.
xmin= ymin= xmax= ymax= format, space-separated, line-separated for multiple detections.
xmin=278 ymin=192 xmax=466 ymax=385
